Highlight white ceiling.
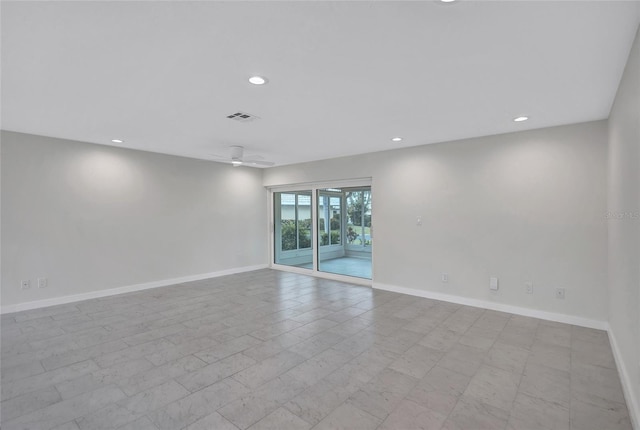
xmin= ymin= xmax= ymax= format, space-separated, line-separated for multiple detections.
xmin=2 ymin=1 xmax=639 ymax=167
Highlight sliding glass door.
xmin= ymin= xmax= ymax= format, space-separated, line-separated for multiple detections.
xmin=273 ymin=185 xmax=372 ymax=280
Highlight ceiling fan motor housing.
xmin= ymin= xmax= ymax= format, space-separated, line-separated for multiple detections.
xmin=230 ymin=145 xmax=244 ymax=160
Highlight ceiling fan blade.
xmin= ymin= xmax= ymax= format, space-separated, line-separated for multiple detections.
xmin=209 ymin=155 xmax=232 ymax=162
xmin=209 ymin=148 xmax=273 ymax=167
xmin=244 ymin=160 xmax=275 ymax=167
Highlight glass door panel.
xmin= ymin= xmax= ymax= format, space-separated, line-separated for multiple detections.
xmin=346 ymin=189 xmax=372 ymax=253
xmin=274 ymin=191 xmax=313 ymax=269
xmin=317 ymin=189 xmax=343 ymax=275
xmin=318 ymin=187 xmax=371 ymax=279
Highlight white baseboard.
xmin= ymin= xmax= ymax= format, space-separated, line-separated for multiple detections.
xmin=1 ymin=264 xmax=269 ymax=314
xmin=608 ymin=328 xmax=640 ymax=430
xmin=373 ymin=282 xmax=608 ymax=330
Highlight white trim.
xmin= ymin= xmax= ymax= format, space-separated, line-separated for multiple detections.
xmin=608 ymin=327 xmax=640 ymax=430
xmin=271 ymin=264 xmax=372 ymax=287
xmin=0 ymin=264 xmax=268 ymax=314
xmin=311 ymin=189 xmax=319 ymax=272
xmin=267 ymin=177 xmax=372 ymax=193
xmin=373 ymin=282 xmax=608 ymax=330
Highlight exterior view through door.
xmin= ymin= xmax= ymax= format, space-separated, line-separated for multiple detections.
xmin=273 ymin=186 xmax=372 ymax=279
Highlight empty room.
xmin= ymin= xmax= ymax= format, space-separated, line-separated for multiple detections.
xmin=1 ymin=1 xmax=639 ymax=430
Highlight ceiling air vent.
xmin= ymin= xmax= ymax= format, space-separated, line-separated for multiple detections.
xmin=226 ymin=111 xmax=260 ymax=122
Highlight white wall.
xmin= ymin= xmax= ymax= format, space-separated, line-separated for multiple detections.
xmin=1 ymin=131 xmax=268 ymax=310
xmin=265 ymin=121 xmax=609 ymax=325
xmin=608 ymin=25 xmax=640 ymax=428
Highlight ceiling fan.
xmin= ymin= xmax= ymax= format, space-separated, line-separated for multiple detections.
xmin=211 ymin=145 xmax=274 ymax=167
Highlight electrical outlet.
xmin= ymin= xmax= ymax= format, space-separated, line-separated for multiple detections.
xmin=38 ymin=278 xmax=48 ymax=288
xmin=490 ymin=277 xmax=499 ymax=291
xmin=441 ymin=273 xmax=448 ymax=283
xmin=21 ymin=280 xmax=30 ymax=290
xmin=525 ymin=282 xmax=533 ymax=294
xmin=416 ymin=216 xmax=422 ymax=226
xmin=555 ymin=288 xmax=565 ymax=299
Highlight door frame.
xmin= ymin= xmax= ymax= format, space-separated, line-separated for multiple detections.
xmin=267 ymin=178 xmax=373 ymax=286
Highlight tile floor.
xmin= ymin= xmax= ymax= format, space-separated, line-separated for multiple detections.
xmin=0 ymin=269 xmax=632 ymax=430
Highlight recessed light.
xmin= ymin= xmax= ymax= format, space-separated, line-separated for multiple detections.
xmin=440 ymin=0 xmax=456 ymax=3
xmin=391 ymin=137 xmax=403 ymax=142
xmin=248 ymin=76 xmax=268 ymax=85
xmin=111 ymin=139 xmax=124 ymax=143
xmin=513 ymin=116 xmax=529 ymax=122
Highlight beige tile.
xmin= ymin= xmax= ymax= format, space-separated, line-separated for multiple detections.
xmin=218 ymin=375 xmax=307 ymax=429
xmin=76 ymin=403 xmax=141 ymax=430
xmin=472 ymin=311 xmax=511 ymax=332
xmin=193 ymin=335 xmax=262 ymax=364
xmin=387 ymin=344 xmax=443 ymax=379
xmin=0 ymin=385 xmax=61 ymax=423
xmin=570 ymin=361 xmax=626 ymax=406
xmin=177 ymin=352 xmax=256 ymax=392
xmin=149 ymin=377 xmax=249 ymax=430
xmin=284 ymin=380 xmax=353 ymax=426
xmin=498 ymin=326 xmax=536 ymax=350
xmin=570 ymin=398 xmax=632 ymax=430
xmin=118 ymin=380 xmax=189 ymax=415
xmin=406 ymin=366 xmax=470 ymax=415
xmin=519 ymin=363 xmax=571 ymax=408
xmin=348 ymin=368 xmax=418 ymax=419
xmin=287 ymin=331 xmax=345 ymax=359
xmin=484 ymin=341 xmax=529 ymax=374
xmin=536 ymin=323 xmax=571 ymax=347
xmin=442 ymin=395 xmax=509 ymax=430
xmin=118 ymin=355 xmax=206 ymax=396
xmin=458 ymin=331 xmax=496 ymax=351
xmin=117 ymin=416 xmax=160 ymax=430
xmin=419 ymin=327 xmax=462 ymax=352
xmin=242 ymin=332 xmax=303 ymax=361
xmin=439 ymin=343 xmax=487 ymax=377
xmin=528 ymin=341 xmax=571 ymax=372
xmin=508 ymin=392 xmax=569 ymax=430
xmin=1 ymin=359 xmax=100 ymax=402
xmin=3 ymin=386 xmax=126 ymax=430
xmin=247 ymin=407 xmax=311 ymax=430
xmin=571 ymin=326 xmax=608 ymax=345
xmin=186 ymin=412 xmax=239 ymax=430
xmin=313 ymin=404 xmax=381 ymax=430
xmin=284 ymin=348 xmax=352 ymax=388
xmin=51 ymin=422 xmax=81 ymax=430
xmin=1 ymin=361 xmax=45 ymax=383
xmin=378 ymin=399 xmax=447 ymax=430
xmin=233 ymin=350 xmax=305 ymax=389
xmin=463 ymin=364 xmax=520 ymax=411
xmin=571 ymin=338 xmax=616 ymax=369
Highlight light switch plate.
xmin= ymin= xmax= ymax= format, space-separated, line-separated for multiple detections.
xmin=525 ymin=282 xmax=533 ymax=294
